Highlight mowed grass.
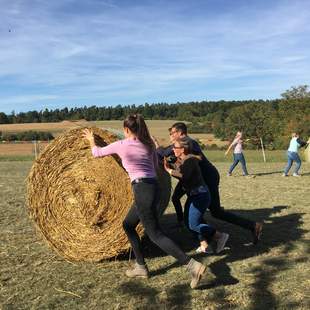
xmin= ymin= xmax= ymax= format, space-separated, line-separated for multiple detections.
xmin=0 ymin=150 xmax=287 ymax=163
xmin=0 ymin=161 xmax=309 ymax=309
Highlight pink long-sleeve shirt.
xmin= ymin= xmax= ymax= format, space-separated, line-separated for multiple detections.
xmin=92 ymin=138 xmax=157 ymax=182
xmin=232 ymin=137 xmax=243 ymax=154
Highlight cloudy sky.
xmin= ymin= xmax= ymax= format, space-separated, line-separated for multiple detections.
xmin=0 ymin=0 xmax=310 ymax=113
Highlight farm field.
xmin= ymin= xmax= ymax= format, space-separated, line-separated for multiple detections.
xmin=0 ymin=161 xmax=309 ymax=309
xmin=0 ymin=120 xmax=226 ymax=147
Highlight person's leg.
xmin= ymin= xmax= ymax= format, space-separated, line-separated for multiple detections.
xmin=122 ymin=204 xmax=145 ymax=265
xmin=133 ymin=182 xmax=190 ymax=265
xmin=208 ymin=183 xmax=256 ymax=231
xmin=284 ymin=151 xmax=293 ymax=175
xmin=239 ymin=153 xmax=249 ymax=175
xmin=293 ymin=153 xmax=302 ymax=175
xmin=208 ymin=183 xmax=262 ymax=243
xmin=172 ymin=181 xmax=186 ymax=223
xmin=228 ymin=154 xmax=239 ymax=175
xmin=187 ymin=194 xmax=216 ymax=241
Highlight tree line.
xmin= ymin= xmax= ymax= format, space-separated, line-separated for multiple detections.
xmin=0 ymin=131 xmax=54 ymax=142
xmin=0 ymin=85 xmax=309 ymax=149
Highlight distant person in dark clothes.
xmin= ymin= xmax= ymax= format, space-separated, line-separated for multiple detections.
xmin=153 ymin=122 xmax=263 ymax=245
xmin=283 ymin=133 xmax=310 ymax=177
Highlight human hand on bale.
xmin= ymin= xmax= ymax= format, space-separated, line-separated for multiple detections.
xmin=82 ymin=128 xmax=96 ymax=148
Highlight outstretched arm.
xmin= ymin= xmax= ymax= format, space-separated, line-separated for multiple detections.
xmin=225 ymin=143 xmax=233 ymax=156
xmin=82 ymin=128 xmax=120 ymax=158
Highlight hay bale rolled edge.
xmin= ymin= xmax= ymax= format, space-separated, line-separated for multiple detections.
xmin=27 ymin=128 xmax=171 ymax=262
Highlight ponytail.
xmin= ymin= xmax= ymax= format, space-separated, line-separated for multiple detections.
xmin=123 ymin=114 xmax=155 ymax=151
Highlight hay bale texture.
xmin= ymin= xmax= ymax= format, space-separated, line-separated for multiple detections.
xmin=27 ymin=128 xmax=171 ymax=262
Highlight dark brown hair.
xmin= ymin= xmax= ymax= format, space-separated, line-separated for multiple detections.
xmin=170 ymin=122 xmax=188 ymax=135
xmin=123 ymin=114 xmax=155 ymax=151
xmin=175 ymin=136 xmax=193 ymax=154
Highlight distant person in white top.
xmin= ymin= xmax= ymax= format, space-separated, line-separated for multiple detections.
xmin=283 ymin=133 xmax=310 ymax=177
xmin=225 ymin=131 xmax=250 ymax=176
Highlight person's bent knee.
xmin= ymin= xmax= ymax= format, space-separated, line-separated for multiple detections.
xmin=146 ymin=229 xmax=164 ymax=244
xmin=188 ymin=222 xmax=199 ymax=232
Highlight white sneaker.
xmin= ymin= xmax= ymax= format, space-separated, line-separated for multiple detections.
xmin=216 ymin=233 xmax=229 ymax=254
xmin=196 ymin=246 xmax=214 ymax=254
xmin=292 ymin=173 xmax=301 ymax=177
xmin=282 ymin=173 xmax=288 ymax=177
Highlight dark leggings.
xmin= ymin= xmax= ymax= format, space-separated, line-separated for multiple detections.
xmin=173 ymin=169 xmax=255 ymax=232
xmin=123 ymin=180 xmax=190 ymax=265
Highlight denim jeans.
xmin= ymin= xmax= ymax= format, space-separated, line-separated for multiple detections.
xmin=184 ymin=191 xmax=216 ymax=242
xmin=228 ymin=153 xmax=249 ymax=175
xmin=284 ymin=151 xmax=301 ymax=175
xmin=173 ymin=166 xmax=255 ymax=233
xmin=122 ymin=180 xmax=190 ymax=265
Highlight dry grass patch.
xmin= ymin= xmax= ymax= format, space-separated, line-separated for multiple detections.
xmin=0 ymin=161 xmax=309 ymax=309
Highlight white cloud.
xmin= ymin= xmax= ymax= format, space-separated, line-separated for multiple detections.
xmin=0 ymin=0 xmax=310 ymax=113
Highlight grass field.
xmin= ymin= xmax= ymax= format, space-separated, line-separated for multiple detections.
xmin=0 ymin=148 xmax=287 ymax=164
xmin=0 ymin=160 xmax=309 ymax=309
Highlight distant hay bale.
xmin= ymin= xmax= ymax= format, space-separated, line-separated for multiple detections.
xmin=27 ymin=128 xmax=171 ymax=262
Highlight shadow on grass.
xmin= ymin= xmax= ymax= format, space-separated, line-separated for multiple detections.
xmin=124 ymin=205 xmax=306 ymax=308
xmin=252 ymin=170 xmax=283 ymax=176
xmin=118 ymin=281 xmax=191 ymax=309
xmin=115 ymin=205 xmax=307 ymax=308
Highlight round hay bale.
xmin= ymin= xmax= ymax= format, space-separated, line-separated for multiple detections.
xmin=27 ymin=128 xmax=170 ymax=262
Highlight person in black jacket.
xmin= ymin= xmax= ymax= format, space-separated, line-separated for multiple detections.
xmin=154 ymin=122 xmax=263 ymax=245
xmin=164 ymin=136 xmax=229 ymax=254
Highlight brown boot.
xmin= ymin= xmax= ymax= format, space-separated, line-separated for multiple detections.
xmin=125 ymin=262 xmax=149 ymax=278
xmin=186 ymin=258 xmax=206 ymax=289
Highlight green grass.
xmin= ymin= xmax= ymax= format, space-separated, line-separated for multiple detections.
xmin=205 ymin=150 xmax=286 ymax=163
xmin=0 ymin=150 xmax=288 ymax=163
xmin=0 ymin=161 xmax=309 ymax=309
xmin=0 ymin=155 xmax=35 ymax=161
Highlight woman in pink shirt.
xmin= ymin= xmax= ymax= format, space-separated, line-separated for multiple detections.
xmin=83 ymin=114 xmax=206 ymax=289
xmin=225 ymin=131 xmax=250 ymax=176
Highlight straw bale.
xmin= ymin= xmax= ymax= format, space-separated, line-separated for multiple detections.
xmin=27 ymin=128 xmax=171 ymax=262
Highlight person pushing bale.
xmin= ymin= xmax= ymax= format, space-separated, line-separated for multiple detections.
xmin=83 ymin=114 xmax=208 ymax=289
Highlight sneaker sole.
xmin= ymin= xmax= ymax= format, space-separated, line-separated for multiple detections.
xmin=190 ymin=265 xmax=206 ymax=289
xmin=125 ymin=272 xmax=149 ymax=279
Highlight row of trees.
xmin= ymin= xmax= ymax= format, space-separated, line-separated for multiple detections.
xmin=0 ymin=85 xmax=309 ymax=148
xmin=0 ymin=131 xmax=54 ymax=142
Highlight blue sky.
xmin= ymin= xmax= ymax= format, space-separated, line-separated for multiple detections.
xmin=1 ymin=0 xmax=310 ymax=114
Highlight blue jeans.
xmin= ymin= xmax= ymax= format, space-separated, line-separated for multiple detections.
xmin=228 ymin=153 xmax=249 ymax=175
xmin=284 ymin=151 xmax=301 ymax=175
xmin=185 ymin=191 xmax=216 ymax=242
